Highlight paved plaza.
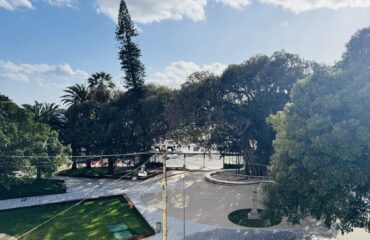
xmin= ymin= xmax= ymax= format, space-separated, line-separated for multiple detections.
xmin=0 ymin=171 xmax=366 ymax=239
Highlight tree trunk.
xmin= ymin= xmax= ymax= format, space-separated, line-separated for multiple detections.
xmin=86 ymin=160 xmax=91 ymax=169
xmin=244 ymin=144 xmax=255 ymax=176
xmin=108 ymin=157 xmax=115 ymax=175
xmin=71 ymin=146 xmax=77 ymax=170
xmin=72 ymin=161 xmax=77 ymax=170
xmin=36 ymin=168 xmax=42 ymax=179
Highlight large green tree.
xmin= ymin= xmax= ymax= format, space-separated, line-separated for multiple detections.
xmin=0 ymin=95 xmax=69 ymax=187
xmin=263 ymin=28 xmax=370 ymax=232
xmin=116 ymin=0 xmax=145 ymax=93
xmin=61 ymin=72 xmax=116 ymax=169
xmin=0 ymin=95 xmax=30 ymax=187
xmin=97 ymin=84 xmax=174 ymax=173
xmin=216 ymin=52 xmax=308 ymax=172
xmin=170 ymin=51 xmax=308 ymax=174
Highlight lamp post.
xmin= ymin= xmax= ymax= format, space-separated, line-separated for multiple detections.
xmin=162 ymin=153 xmax=169 ymax=240
xmin=182 ymin=173 xmax=186 ymax=240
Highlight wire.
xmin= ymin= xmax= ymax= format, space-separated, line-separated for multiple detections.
xmin=0 ymin=151 xmax=223 ymax=159
xmin=17 ymin=153 xmax=158 ymax=239
xmin=0 ymin=152 xmax=270 ymax=168
xmin=0 ymin=151 xmax=153 ymax=159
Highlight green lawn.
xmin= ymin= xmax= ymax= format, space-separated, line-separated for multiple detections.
xmin=0 ymin=179 xmax=66 ymax=200
xmin=0 ymin=196 xmax=154 ymax=240
xmin=228 ymin=209 xmax=281 ymax=228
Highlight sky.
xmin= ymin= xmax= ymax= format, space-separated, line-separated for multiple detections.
xmin=1 ymin=0 xmax=370 ymax=105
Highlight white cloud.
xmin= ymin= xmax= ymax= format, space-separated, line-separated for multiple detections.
xmin=259 ymin=0 xmax=370 ymax=13
xmin=217 ymin=0 xmax=370 ymax=12
xmin=215 ymin=0 xmax=251 ymax=9
xmin=148 ymin=61 xmax=227 ymax=89
xmin=3 ymin=0 xmax=370 ymax=19
xmin=0 ymin=0 xmax=75 ymax=10
xmin=95 ymin=0 xmax=207 ymax=24
xmin=0 ymin=60 xmax=89 ymax=86
xmin=0 ymin=0 xmax=33 ymax=10
xmin=44 ymin=0 xmax=76 ymax=8
xmin=95 ymin=0 xmax=370 ymax=24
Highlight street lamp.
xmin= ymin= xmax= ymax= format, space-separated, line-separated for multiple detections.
xmin=182 ymin=173 xmax=186 ymax=240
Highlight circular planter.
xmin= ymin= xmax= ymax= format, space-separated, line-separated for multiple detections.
xmin=205 ymin=170 xmax=273 ymax=185
xmin=228 ymin=209 xmax=281 ymax=228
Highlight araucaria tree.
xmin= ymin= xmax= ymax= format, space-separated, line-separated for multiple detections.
xmin=263 ymin=27 xmax=370 ymax=232
xmin=116 ymin=0 xmax=145 ymax=93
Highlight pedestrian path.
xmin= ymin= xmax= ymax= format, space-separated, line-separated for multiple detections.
xmin=0 ymin=177 xmax=135 ymax=210
xmin=0 ymin=173 xmax=337 ymax=240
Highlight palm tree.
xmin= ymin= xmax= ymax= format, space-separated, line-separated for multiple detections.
xmin=61 ymin=84 xmax=90 ymax=107
xmin=87 ymin=72 xmax=115 ymax=104
xmin=23 ymin=101 xmax=64 ymax=131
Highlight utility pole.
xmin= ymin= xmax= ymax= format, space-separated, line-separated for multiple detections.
xmin=162 ymin=153 xmax=168 ymax=240
xmin=183 ymin=173 xmax=186 ymax=240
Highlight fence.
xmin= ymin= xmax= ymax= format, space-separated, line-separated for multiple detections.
xmin=72 ymin=151 xmax=269 ymax=177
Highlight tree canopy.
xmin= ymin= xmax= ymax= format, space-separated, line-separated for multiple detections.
xmin=0 ymin=95 xmax=70 ymax=188
xmin=263 ymin=27 xmax=370 ymax=232
xmin=169 ymin=51 xmax=309 ymax=174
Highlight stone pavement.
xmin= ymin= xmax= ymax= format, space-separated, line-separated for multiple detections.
xmin=0 ymin=177 xmax=136 ymax=210
xmin=136 ymin=172 xmax=336 ymax=240
xmin=0 ymin=172 xmax=340 ymax=240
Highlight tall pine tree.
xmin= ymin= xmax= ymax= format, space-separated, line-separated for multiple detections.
xmin=116 ymin=0 xmax=145 ymax=92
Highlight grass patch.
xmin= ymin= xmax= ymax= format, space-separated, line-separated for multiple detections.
xmin=228 ymin=209 xmax=281 ymax=228
xmin=0 ymin=179 xmax=66 ymax=200
xmin=0 ymin=196 xmax=154 ymax=240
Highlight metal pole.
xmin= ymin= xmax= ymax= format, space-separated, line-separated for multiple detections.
xmin=183 ymin=153 xmax=186 ymax=169
xmin=162 ymin=153 xmax=168 ymax=240
xmin=203 ymin=153 xmax=205 ymax=169
xmin=183 ymin=173 xmax=186 ymax=240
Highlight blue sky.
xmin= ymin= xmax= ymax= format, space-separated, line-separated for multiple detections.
xmin=1 ymin=0 xmax=370 ymax=105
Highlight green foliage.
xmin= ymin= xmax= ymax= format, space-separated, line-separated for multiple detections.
xmin=0 ymin=179 xmax=66 ymax=200
xmin=0 ymin=197 xmax=154 ymax=240
xmin=23 ymin=101 xmax=64 ymax=133
xmin=116 ymin=0 xmax=145 ymax=92
xmin=170 ymin=51 xmax=308 ymax=172
xmin=61 ymin=84 xmax=90 ymax=107
xmin=228 ymin=209 xmax=281 ymax=227
xmin=96 ymin=85 xmax=173 ymax=153
xmin=87 ymin=72 xmax=115 ymax=104
xmin=263 ymin=28 xmax=370 ymax=232
xmin=61 ymin=81 xmax=173 ymax=173
xmin=0 ymin=95 xmax=70 ymax=187
xmin=339 ymin=26 xmax=370 ymax=71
